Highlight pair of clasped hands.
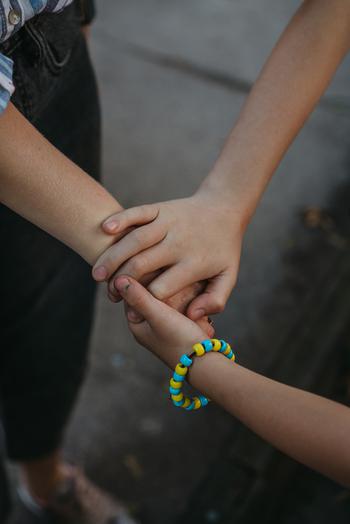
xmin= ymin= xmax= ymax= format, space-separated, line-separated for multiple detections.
xmin=91 ymin=187 xmax=245 ymax=358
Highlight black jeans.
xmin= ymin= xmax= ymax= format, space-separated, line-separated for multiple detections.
xmin=0 ymin=1 xmax=100 ymax=461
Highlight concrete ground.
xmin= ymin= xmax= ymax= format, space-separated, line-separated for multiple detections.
xmin=63 ymin=2 xmax=350 ymax=523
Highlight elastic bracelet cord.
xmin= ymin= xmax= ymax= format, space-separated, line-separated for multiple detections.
xmin=169 ymin=338 xmax=235 ymax=411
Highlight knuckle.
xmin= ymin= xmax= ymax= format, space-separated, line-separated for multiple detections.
xmin=133 ymin=226 xmax=161 ymax=250
xmin=211 ymin=296 xmax=225 ymax=313
xmin=132 ymin=294 xmax=145 ymax=310
xmin=140 ymin=204 xmax=151 ymax=216
xmin=99 ymin=248 xmax=119 ymax=271
xmin=129 ymin=256 xmax=145 ymax=275
xmin=192 ymin=281 xmax=206 ymax=295
xmin=148 ymin=283 xmax=163 ymax=300
xmin=231 ymin=273 xmax=238 ymax=288
xmin=131 ymin=230 xmax=144 ymax=248
xmin=144 ymin=203 xmax=158 ymax=218
xmin=103 ymin=258 xmax=116 ymax=275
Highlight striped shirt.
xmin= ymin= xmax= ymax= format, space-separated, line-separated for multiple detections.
xmin=0 ymin=0 xmax=73 ymax=113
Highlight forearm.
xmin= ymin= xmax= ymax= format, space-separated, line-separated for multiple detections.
xmin=188 ymin=353 xmax=350 ymax=486
xmin=0 ymin=103 xmax=122 ymax=264
xmin=116 ymin=276 xmax=350 ymax=485
xmin=200 ymin=0 xmax=350 ymax=225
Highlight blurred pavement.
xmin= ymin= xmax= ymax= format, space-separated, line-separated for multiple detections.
xmin=64 ymin=2 xmax=350 ymax=523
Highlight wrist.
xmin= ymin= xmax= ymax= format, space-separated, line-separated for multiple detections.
xmin=170 ymin=340 xmax=237 ymax=408
xmin=83 ymin=203 xmax=125 ymax=266
xmin=195 ymin=176 xmax=252 ymax=234
xmin=170 ymin=339 xmax=230 ymax=385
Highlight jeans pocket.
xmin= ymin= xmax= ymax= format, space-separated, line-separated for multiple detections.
xmin=25 ymin=5 xmax=80 ymax=75
xmin=9 ymin=4 xmax=81 ymax=121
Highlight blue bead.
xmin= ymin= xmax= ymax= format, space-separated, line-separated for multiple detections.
xmin=185 ymin=401 xmax=195 ymax=411
xmin=173 ymin=398 xmax=185 ymax=407
xmin=180 ymin=354 xmax=192 ymax=367
xmin=169 ymin=387 xmax=181 ymax=395
xmin=201 ymin=339 xmax=213 ymax=352
xmin=226 ymin=350 xmax=233 ymax=360
xmin=173 ymin=372 xmax=185 ymax=382
xmin=219 ymin=340 xmax=227 ymax=352
xmin=198 ymin=395 xmax=209 ymax=407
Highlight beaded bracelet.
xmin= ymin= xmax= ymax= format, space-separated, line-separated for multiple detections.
xmin=169 ymin=338 xmax=235 ymax=411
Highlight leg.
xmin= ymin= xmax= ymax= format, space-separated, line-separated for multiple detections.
xmin=0 ymin=454 xmax=11 ymax=521
xmin=0 ymin=7 xmax=98 ymax=501
xmin=1 ymin=9 xmax=138 ymax=522
xmin=19 ymin=452 xmax=66 ymax=503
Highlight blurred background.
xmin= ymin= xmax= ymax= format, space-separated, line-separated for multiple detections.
xmin=62 ymin=1 xmax=350 ymax=523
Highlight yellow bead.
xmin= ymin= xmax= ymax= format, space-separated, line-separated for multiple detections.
xmin=223 ymin=343 xmax=231 ymax=356
xmin=170 ymin=378 xmax=182 ymax=389
xmin=175 ymin=363 xmax=188 ymax=376
xmin=171 ymin=392 xmax=183 ymax=402
xmin=211 ymin=339 xmax=221 ymax=351
xmin=193 ymin=343 xmax=205 ymax=357
xmin=193 ymin=397 xmax=201 ymax=410
xmin=231 ymin=353 xmax=236 ymax=362
xmin=182 ymin=397 xmax=191 ymax=409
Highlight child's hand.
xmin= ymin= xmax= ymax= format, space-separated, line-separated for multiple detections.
xmin=92 ymin=190 xmax=244 ymax=320
xmin=111 ymin=270 xmax=214 ymax=337
xmin=115 ymin=276 xmax=208 ymax=368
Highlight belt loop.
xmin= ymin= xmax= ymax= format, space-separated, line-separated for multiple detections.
xmin=78 ymin=0 xmax=96 ymax=25
xmin=78 ymin=0 xmax=85 ymax=23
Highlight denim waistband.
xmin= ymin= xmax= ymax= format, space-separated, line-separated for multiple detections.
xmin=0 ymin=1 xmax=82 ymax=58
xmin=3 ymin=1 xmax=88 ymax=122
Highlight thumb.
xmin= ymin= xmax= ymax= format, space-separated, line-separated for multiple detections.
xmin=186 ymin=271 xmax=236 ymax=320
xmin=115 ymin=276 xmax=168 ymax=325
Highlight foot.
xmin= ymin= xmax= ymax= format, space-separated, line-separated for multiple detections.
xmin=0 ymin=458 xmax=11 ymax=521
xmin=8 ymin=466 xmax=139 ymax=524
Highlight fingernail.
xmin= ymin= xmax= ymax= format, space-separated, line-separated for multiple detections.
xmin=112 ymin=286 xmax=121 ymax=298
xmin=103 ymin=219 xmax=119 ymax=232
xmin=110 ymin=288 xmax=122 ymax=301
xmin=127 ymin=309 xmax=143 ymax=322
xmin=193 ymin=308 xmax=206 ymax=320
xmin=115 ymin=276 xmax=130 ymax=292
xmin=93 ymin=266 xmax=107 ymax=281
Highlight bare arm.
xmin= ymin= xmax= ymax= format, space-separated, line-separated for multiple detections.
xmin=0 ymin=102 xmax=122 ymax=265
xmin=192 ymin=357 xmax=350 ymax=487
xmin=116 ymin=276 xmax=350 ymax=487
xmin=202 ymin=0 xmax=350 ymax=221
xmin=94 ymin=0 xmax=350 ymax=318
xmin=0 ymin=103 xmax=215 ymax=330
xmin=201 ymin=0 xmax=350 ymax=477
